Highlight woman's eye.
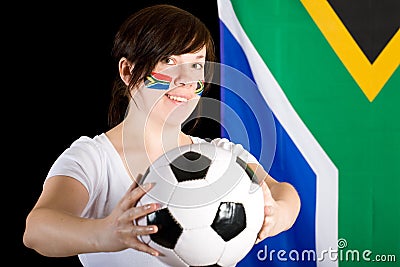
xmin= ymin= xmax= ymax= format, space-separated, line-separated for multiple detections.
xmin=165 ymin=58 xmax=175 ymax=65
xmin=193 ymin=63 xmax=204 ymax=70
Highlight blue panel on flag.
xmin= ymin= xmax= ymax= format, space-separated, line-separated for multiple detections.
xmin=219 ymin=22 xmax=276 ymax=171
xmin=219 ymin=20 xmax=317 ymax=267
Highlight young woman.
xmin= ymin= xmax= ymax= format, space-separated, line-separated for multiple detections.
xmin=23 ymin=4 xmax=300 ymax=267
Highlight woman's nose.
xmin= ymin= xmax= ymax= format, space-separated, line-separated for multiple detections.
xmin=173 ymin=66 xmax=198 ymax=88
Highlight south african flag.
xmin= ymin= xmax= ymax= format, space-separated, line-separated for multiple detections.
xmin=144 ymin=72 xmax=172 ymax=90
xmin=218 ymin=0 xmax=399 ymax=266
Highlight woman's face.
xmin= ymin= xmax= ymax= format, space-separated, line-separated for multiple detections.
xmin=134 ymin=46 xmax=207 ymax=127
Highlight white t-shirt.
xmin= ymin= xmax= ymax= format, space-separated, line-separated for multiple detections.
xmin=46 ymin=133 xmax=258 ymax=267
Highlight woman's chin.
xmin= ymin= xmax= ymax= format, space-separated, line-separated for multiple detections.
xmin=164 ymin=98 xmax=199 ymax=126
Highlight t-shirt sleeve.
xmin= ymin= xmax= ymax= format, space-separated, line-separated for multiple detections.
xmin=210 ymin=137 xmax=259 ymax=164
xmin=46 ymin=136 xmax=104 ymax=196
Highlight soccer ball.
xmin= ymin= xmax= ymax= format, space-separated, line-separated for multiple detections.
xmin=136 ymin=142 xmax=265 ymax=267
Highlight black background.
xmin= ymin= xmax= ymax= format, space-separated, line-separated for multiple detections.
xmin=12 ymin=1 xmax=220 ymax=266
xmin=9 ymin=0 xmax=399 ymax=265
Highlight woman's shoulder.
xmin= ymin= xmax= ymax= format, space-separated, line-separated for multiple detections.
xmin=191 ymin=136 xmax=238 ymax=147
xmin=190 ymin=136 xmax=244 ymax=153
xmin=59 ymin=134 xmax=111 ymax=161
xmin=69 ymin=133 xmax=109 ymax=149
xmin=190 ymin=136 xmax=258 ymax=163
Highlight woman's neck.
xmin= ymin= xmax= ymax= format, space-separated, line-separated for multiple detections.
xmin=105 ymin=103 xmax=193 ymax=180
xmin=120 ymin=107 xmax=190 ymax=162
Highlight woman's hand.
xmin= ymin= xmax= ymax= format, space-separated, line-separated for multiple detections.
xmin=256 ymin=181 xmax=289 ymax=243
xmin=101 ymin=182 xmax=161 ymax=256
xmin=248 ymin=163 xmax=301 ymax=244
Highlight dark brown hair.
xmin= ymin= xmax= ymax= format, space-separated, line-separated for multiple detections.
xmin=108 ymin=4 xmax=216 ymax=128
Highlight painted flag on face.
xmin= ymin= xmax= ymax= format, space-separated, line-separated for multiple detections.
xmin=144 ymin=72 xmax=172 ymax=90
xmin=217 ymin=0 xmax=399 ymax=266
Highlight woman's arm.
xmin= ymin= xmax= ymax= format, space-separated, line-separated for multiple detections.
xmin=23 ymin=176 xmax=160 ymax=257
xmin=248 ymin=163 xmax=301 ymax=242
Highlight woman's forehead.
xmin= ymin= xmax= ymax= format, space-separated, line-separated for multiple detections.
xmin=173 ymin=47 xmax=206 ymax=61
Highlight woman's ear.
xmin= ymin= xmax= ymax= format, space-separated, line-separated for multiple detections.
xmin=119 ymin=57 xmax=134 ymax=86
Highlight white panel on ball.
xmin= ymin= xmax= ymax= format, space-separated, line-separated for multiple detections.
xmin=135 ymin=142 xmax=265 ymax=267
xmin=174 ymin=227 xmax=225 ymax=266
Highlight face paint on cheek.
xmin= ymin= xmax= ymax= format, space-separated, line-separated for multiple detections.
xmin=144 ymin=72 xmax=172 ymax=90
xmin=195 ymin=80 xmax=205 ymax=96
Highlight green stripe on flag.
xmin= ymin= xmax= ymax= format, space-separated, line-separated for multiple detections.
xmin=230 ymin=0 xmax=400 ymax=266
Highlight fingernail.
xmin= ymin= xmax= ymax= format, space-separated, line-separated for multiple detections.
xmin=142 ymin=183 xmax=154 ymax=190
xmin=144 ymin=203 xmax=160 ymax=210
xmin=144 ymin=204 xmax=152 ymax=210
xmin=151 ymin=251 xmax=159 ymax=256
xmin=265 ymin=206 xmax=272 ymax=215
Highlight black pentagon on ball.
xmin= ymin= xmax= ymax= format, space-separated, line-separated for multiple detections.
xmin=170 ymin=151 xmax=212 ymax=182
xmin=211 ymin=202 xmax=246 ymax=242
xmin=236 ymin=156 xmax=259 ymax=184
xmin=147 ymin=208 xmax=182 ymax=249
xmin=190 ymin=264 xmax=222 ymax=267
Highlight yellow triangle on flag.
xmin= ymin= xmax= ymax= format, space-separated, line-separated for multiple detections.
xmin=301 ymin=0 xmax=400 ymax=102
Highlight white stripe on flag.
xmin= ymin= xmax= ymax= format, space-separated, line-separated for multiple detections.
xmin=218 ymin=0 xmax=339 ymax=265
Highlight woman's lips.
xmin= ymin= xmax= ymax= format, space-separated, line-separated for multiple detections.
xmin=165 ymin=93 xmax=189 ymax=103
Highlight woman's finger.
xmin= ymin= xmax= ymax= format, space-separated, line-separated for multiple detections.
xmin=131 ymin=240 xmax=160 ymax=257
xmin=119 ymin=203 xmax=160 ymax=223
xmin=118 ymin=224 xmax=160 ymax=256
xmin=120 ymin=183 xmax=155 ymax=211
